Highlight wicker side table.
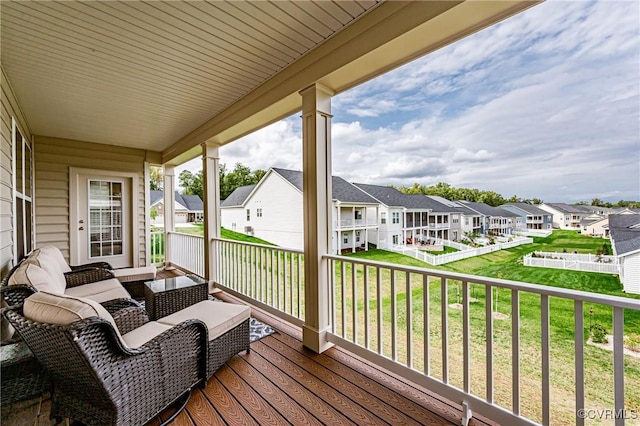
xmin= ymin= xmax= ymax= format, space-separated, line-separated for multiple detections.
xmin=144 ymin=275 xmax=208 ymax=320
xmin=1 ymin=341 xmax=50 ymax=405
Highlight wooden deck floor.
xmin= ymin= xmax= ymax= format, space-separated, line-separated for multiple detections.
xmin=2 ymin=269 xmax=496 ymax=426
xmin=151 ymin=293 xmax=496 ymax=426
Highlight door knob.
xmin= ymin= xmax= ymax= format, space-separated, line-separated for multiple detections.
xmin=79 ymin=227 xmax=85 ymax=230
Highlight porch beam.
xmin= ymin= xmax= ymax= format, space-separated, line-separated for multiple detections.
xmin=202 ymin=142 xmax=221 ymax=290
xmin=163 ymin=164 xmax=176 ymax=268
xmin=301 ymin=83 xmax=334 ymax=354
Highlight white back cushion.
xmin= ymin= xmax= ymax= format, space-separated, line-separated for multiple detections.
xmin=23 ymin=292 xmax=124 ymax=344
xmin=24 ymin=249 xmax=68 ymax=292
xmin=37 ymin=246 xmax=72 ymax=273
xmin=8 ymin=263 xmax=63 ymax=294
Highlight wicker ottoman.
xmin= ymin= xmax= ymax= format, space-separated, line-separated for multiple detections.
xmin=156 ymin=300 xmax=251 ymax=377
xmin=1 ymin=341 xmax=50 ymax=405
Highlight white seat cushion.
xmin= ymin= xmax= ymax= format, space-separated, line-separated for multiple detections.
xmin=65 ymin=278 xmax=131 ymax=303
xmin=157 ymin=301 xmax=250 ymax=341
xmin=121 ymin=322 xmax=172 ymax=348
xmin=8 ymin=263 xmax=63 ymax=294
xmin=110 ymin=266 xmax=156 ymax=283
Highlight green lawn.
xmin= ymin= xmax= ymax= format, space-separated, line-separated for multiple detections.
xmin=339 ymin=231 xmax=639 ymax=425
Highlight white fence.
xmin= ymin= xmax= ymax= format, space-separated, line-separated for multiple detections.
xmin=382 ymin=237 xmax=534 ymax=265
xmin=514 ymin=229 xmax=553 ymax=238
xmin=523 ymin=252 xmax=620 ymax=275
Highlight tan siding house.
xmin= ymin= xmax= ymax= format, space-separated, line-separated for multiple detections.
xmin=33 ymin=137 xmax=149 ymax=267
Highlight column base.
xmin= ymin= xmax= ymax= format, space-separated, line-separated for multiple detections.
xmin=302 ymin=324 xmax=334 ymax=353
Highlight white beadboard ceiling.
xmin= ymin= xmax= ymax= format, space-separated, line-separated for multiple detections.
xmin=1 ymin=0 xmax=536 ymax=163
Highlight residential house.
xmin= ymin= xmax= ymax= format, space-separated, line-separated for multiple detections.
xmin=609 ymin=215 xmax=640 ymax=294
xmin=220 ymin=168 xmax=379 ymax=254
xmin=457 ymin=201 xmax=517 ymax=236
xmin=500 ymin=203 xmax=553 ymax=231
xmin=4 ymin=3 xmax=634 ymax=426
xmin=581 ymin=216 xmax=610 ymax=237
xmin=149 ymin=190 xmax=204 ymax=226
xmin=428 ymin=196 xmax=483 ymax=238
xmin=539 ymin=203 xmax=590 ymax=229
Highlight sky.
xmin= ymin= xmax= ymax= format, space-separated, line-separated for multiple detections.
xmin=178 ymin=0 xmax=640 ymax=204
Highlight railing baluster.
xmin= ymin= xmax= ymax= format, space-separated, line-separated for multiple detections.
xmin=341 ymin=260 xmax=347 ymax=337
xmin=377 ymin=266 xmax=382 ymax=355
xmin=391 ymin=268 xmax=397 ymax=361
xmin=276 ymin=249 xmax=281 ymax=311
xmin=441 ymin=278 xmax=448 ymax=383
xmin=574 ymin=301 xmax=584 ymax=426
xmin=331 ymin=259 xmax=336 ymax=333
xmin=423 ymin=274 xmax=430 ymax=376
xmin=512 ymin=289 xmax=520 ymax=415
xmin=613 ymin=307 xmax=624 ymax=426
xmin=463 ymin=280 xmax=470 ymax=393
xmin=541 ymin=294 xmax=550 ymax=426
xmin=364 ymin=265 xmax=370 ymax=350
xmin=486 ymin=285 xmax=494 ymax=403
xmin=289 ymin=251 xmax=294 ymax=316
xmin=406 ymin=271 xmax=413 ymax=368
xmin=270 ymin=249 xmax=275 ymax=306
xmin=297 ymin=252 xmax=302 ymax=319
xmin=352 ymin=262 xmax=357 ymax=344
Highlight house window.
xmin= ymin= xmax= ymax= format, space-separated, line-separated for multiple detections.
xmin=257 ymin=208 xmax=262 ymax=218
xmin=392 ymin=235 xmax=399 ymax=245
xmin=381 ymin=212 xmax=387 ymax=224
xmin=465 ymin=217 xmax=469 ymax=225
xmin=13 ymin=121 xmax=33 ymax=261
xmin=356 ymin=231 xmax=361 ymax=242
xmin=355 ymin=210 xmax=362 ymax=220
xmin=453 ymin=218 xmax=459 ymax=224
xmin=246 ymin=209 xmax=250 ymax=221
xmin=343 ymin=232 xmax=348 ymax=244
xmin=232 ymin=222 xmax=236 ymax=230
xmin=392 ymin=212 xmax=400 ymax=224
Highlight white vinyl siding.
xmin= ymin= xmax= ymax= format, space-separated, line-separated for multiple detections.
xmin=33 ymin=136 xmax=149 ymax=266
xmin=620 ymin=252 xmax=640 ymax=294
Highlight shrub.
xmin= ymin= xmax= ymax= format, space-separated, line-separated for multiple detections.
xmin=624 ymin=334 xmax=640 ymax=352
xmin=590 ymin=323 xmax=608 ymax=344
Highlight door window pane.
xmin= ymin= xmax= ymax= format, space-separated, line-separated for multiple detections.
xmin=88 ymin=180 xmax=124 ymax=258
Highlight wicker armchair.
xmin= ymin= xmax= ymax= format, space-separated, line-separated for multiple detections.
xmin=3 ymin=293 xmax=208 ymax=426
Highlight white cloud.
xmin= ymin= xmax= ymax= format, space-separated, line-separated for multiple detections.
xmin=183 ymin=0 xmax=639 ymax=203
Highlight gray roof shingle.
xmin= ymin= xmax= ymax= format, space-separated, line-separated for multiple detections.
xmin=150 ymin=190 xmax=203 ymax=211
xmin=272 ymin=168 xmax=379 ymax=204
xmin=220 ymin=184 xmax=256 ymax=207
xmin=501 ymin=202 xmax=550 ymax=216
xmin=543 ymin=203 xmax=590 ymax=214
xmin=458 ymin=200 xmax=517 ymax=217
xmin=609 ymin=214 xmax=640 ymax=255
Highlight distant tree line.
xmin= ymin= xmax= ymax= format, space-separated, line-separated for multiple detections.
xmin=576 ymin=199 xmax=639 ymax=209
xmin=397 ymin=182 xmax=543 ymax=207
xmin=178 ymin=163 xmax=266 ymax=200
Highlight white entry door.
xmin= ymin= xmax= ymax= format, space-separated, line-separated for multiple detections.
xmin=70 ymin=169 xmax=138 ymax=269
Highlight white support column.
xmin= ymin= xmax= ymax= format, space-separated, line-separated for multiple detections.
xmin=163 ymin=165 xmax=176 ymax=269
xmin=202 ymin=142 xmax=221 ymax=290
xmin=336 ymin=204 xmax=341 ymax=255
xmin=301 ymin=83 xmax=334 ymax=354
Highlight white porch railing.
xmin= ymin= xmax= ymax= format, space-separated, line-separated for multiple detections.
xmin=524 ymin=253 xmax=620 ymax=275
xmin=213 ymin=238 xmax=305 ymax=326
xmin=150 ymin=230 xmax=164 ymax=267
xmin=167 ymin=231 xmax=205 ymax=277
xmin=325 ymin=255 xmax=640 ymax=426
xmin=338 ymin=219 xmax=377 ymax=228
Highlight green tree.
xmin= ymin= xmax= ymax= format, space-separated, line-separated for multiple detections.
xmin=178 ymin=170 xmax=203 ymax=199
xmin=150 ymin=165 xmax=163 ymax=190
